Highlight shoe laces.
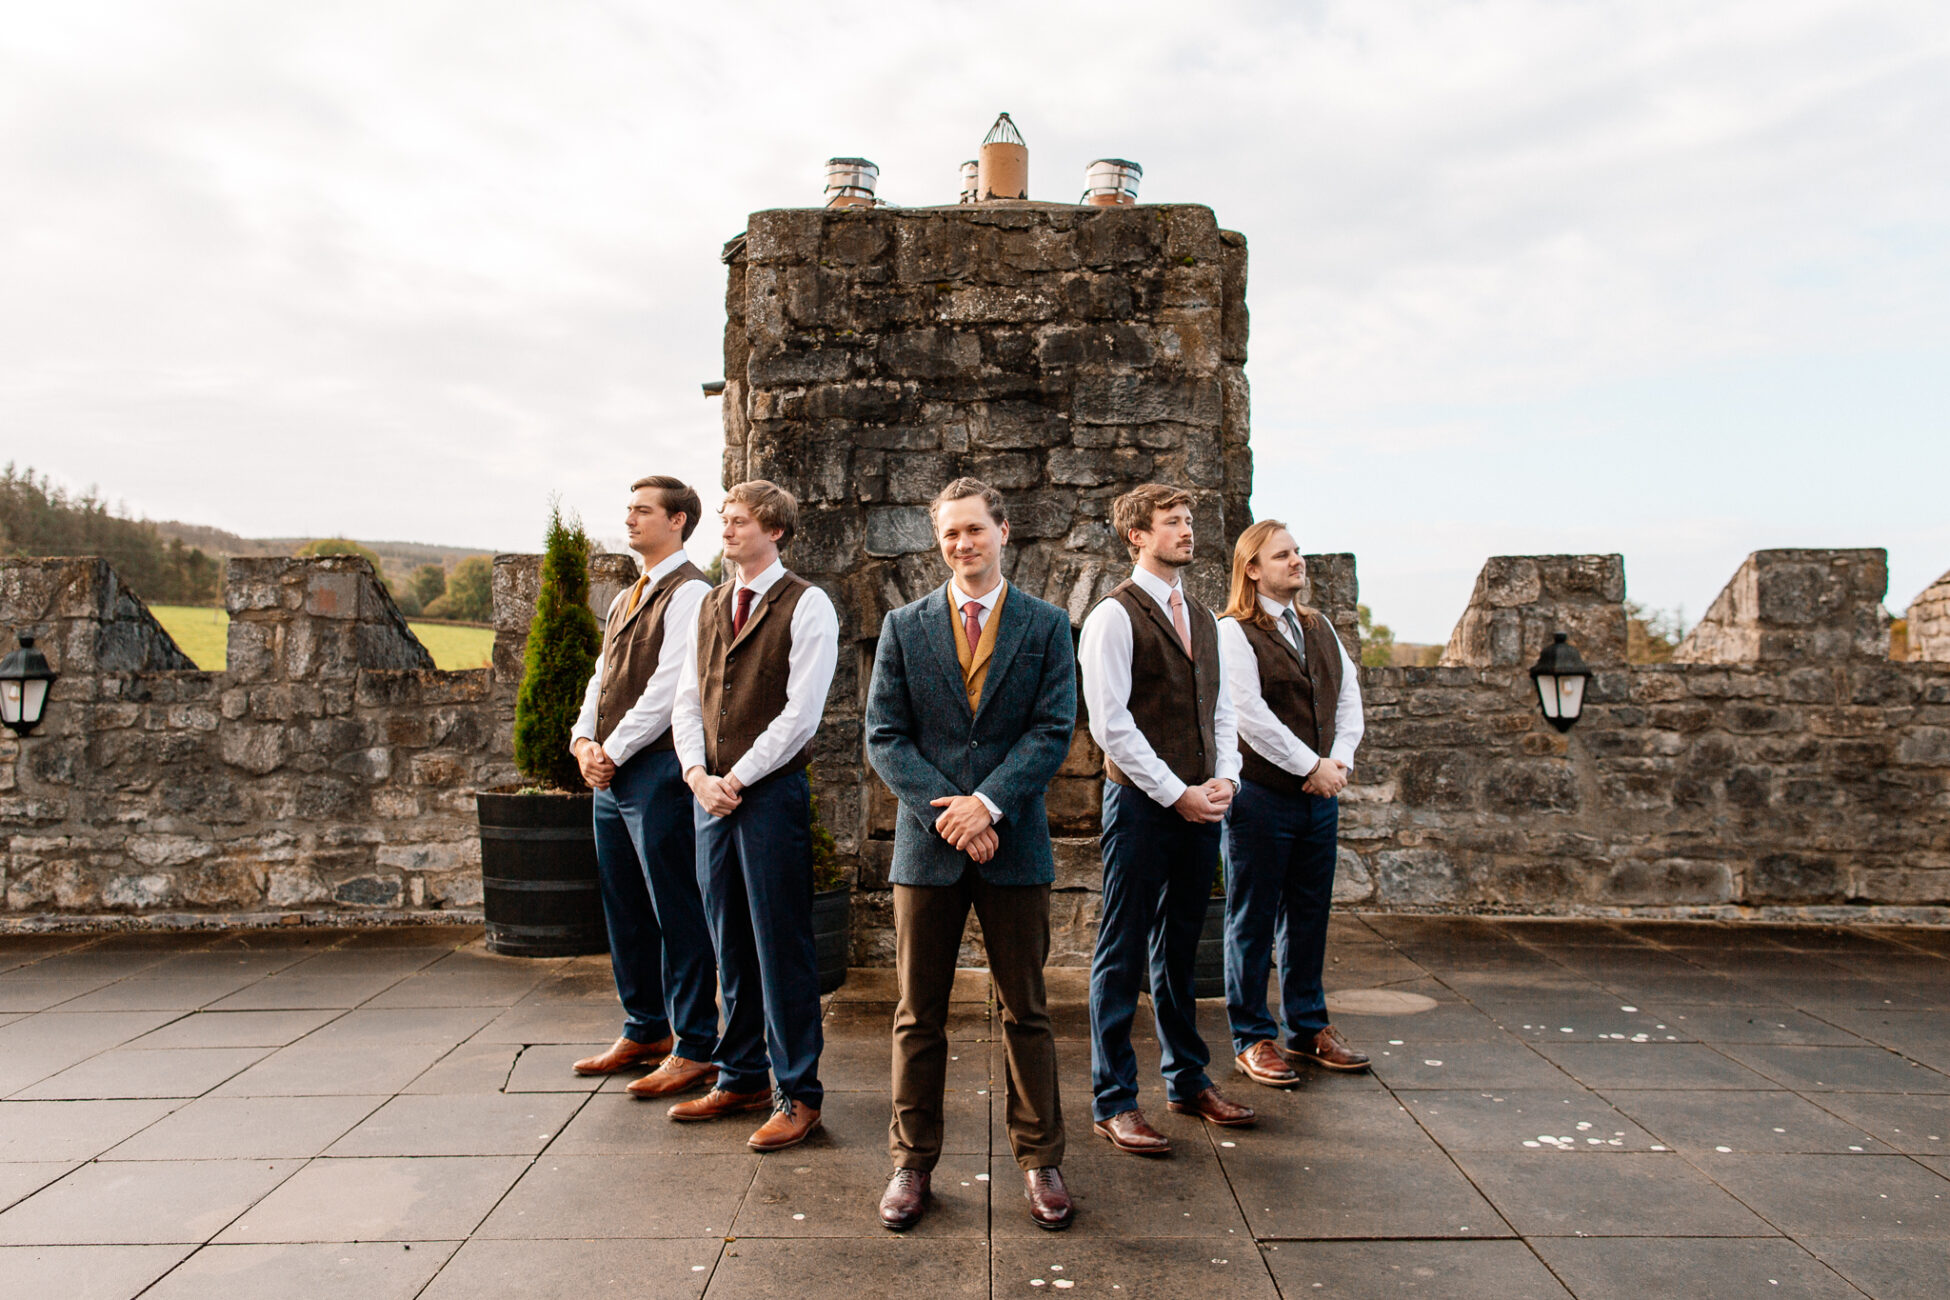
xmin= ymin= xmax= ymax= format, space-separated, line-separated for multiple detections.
xmin=771 ymin=1094 xmax=795 ymax=1118
xmin=891 ymin=1168 xmax=925 ymax=1190
xmin=1027 ymin=1167 xmax=1059 ymax=1189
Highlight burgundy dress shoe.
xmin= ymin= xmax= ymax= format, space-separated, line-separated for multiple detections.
xmin=1235 ymin=1039 xmax=1300 ymax=1088
xmin=879 ymin=1168 xmax=930 ymax=1232
xmin=748 ymin=1097 xmax=822 ymax=1151
xmin=1023 ymin=1166 xmax=1074 ymax=1231
xmin=1167 ymin=1085 xmax=1256 ymax=1127
xmin=667 ymin=1086 xmax=772 ymax=1122
xmin=1092 ymin=1108 xmax=1172 ymax=1156
xmin=626 ymin=1055 xmax=718 ymax=1098
xmin=1284 ymin=1025 xmax=1371 ymax=1072
xmin=573 ymin=1034 xmax=672 ymax=1076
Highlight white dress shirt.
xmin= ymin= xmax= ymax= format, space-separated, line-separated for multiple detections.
xmin=569 ymin=550 xmax=712 ymax=768
xmin=1219 ymin=593 xmax=1365 ymax=779
xmin=671 ymin=557 xmax=839 ymax=795
xmin=1078 ymin=565 xmax=1241 ymax=809
xmin=949 ymin=576 xmax=1006 ymax=823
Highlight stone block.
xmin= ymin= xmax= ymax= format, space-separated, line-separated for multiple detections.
xmin=1371 ymin=848 xmax=1461 ymax=904
xmin=863 ymin=507 xmax=935 ymax=558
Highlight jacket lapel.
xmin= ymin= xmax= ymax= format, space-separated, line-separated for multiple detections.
xmin=971 ymin=586 xmax=1029 ymax=727
xmin=918 ymin=584 xmax=971 ymax=719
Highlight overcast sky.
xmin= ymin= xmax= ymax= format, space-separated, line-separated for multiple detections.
xmin=3 ymin=0 xmax=1945 ymax=641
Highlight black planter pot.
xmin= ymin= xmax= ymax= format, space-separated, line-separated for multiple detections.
xmin=811 ymin=887 xmax=851 ymax=994
xmin=476 ymin=789 xmax=608 ymax=958
xmin=1193 ymin=892 xmax=1228 ymax=1000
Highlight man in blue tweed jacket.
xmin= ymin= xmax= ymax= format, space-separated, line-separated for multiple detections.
xmin=865 ymin=477 xmax=1079 ymax=1234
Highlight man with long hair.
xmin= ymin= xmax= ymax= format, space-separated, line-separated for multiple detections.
xmin=1078 ymin=483 xmax=1255 ymax=1157
xmin=1218 ymin=521 xmax=1368 ymax=1085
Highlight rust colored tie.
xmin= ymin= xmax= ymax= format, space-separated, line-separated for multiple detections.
xmin=733 ymin=586 xmax=757 ymax=637
xmin=1168 ymin=587 xmax=1192 ymax=656
xmin=963 ymin=600 xmax=983 ymax=652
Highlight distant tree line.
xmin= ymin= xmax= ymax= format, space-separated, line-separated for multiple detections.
xmin=1 ymin=464 xmax=221 ymax=604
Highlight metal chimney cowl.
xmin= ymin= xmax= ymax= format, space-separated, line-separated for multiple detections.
xmin=1083 ymin=158 xmax=1142 ymax=206
xmin=824 ymin=157 xmax=879 ymax=208
xmin=976 ymin=112 xmax=1027 ymax=201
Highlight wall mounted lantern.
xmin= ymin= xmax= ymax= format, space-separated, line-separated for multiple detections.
xmin=1529 ymin=631 xmax=1590 ymax=733
xmin=0 ymin=634 xmax=58 ymax=737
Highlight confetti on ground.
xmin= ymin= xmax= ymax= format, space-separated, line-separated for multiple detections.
xmin=1424 ymin=1059 xmax=1443 ymax=1067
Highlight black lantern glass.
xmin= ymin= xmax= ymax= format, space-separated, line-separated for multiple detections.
xmin=1528 ymin=631 xmax=1590 ymax=733
xmin=0 ymin=634 xmax=58 ymax=737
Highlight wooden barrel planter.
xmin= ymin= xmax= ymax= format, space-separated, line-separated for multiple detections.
xmin=476 ymin=790 xmax=608 ymax=957
xmin=811 ymin=887 xmax=851 ymax=994
xmin=1193 ymin=892 xmax=1227 ymax=999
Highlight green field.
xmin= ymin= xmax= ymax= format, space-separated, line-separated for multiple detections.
xmin=150 ymin=605 xmax=494 ymax=672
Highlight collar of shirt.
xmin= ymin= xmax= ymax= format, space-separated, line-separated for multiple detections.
xmin=949 ymin=576 xmax=1005 ymax=616
xmin=643 ymin=549 xmax=694 ymax=584
xmin=1129 ymin=564 xmax=1185 ymax=615
xmin=734 ymin=556 xmax=786 ymax=601
xmin=1257 ymin=592 xmax=1300 ymax=646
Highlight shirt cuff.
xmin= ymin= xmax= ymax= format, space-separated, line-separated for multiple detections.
xmin=1151 ymin=774 xmax=1189 ymax=809
xmin=973 ymin=792 xmax=1003 ymax=822
xmin=727 ymin=755 xmax=763 ymax=789
xmin=1329 ymin=742 xmax=1357 ymax=770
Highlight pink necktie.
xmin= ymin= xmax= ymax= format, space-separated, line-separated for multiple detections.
xmin=733 ymin=587 xmax=756 ymax=637
xmin=963 ymin=600 xmax=984 ymax=651
xmin=1168 ymin=587 xmax=1192 ymax=656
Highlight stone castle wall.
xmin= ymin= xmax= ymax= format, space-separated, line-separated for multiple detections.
xmin=5 ymin=200 xmax=1948 ymax=952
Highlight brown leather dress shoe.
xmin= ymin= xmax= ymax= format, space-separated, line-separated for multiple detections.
xmin=573 ymin=1034 xmax=672 ymax=1076
xmin=748 ymin=1097 xmax=822 ymax=1151
xmin=878 ymin=1168 xmax=930 ymax=1232
xmin=626 ymin=1055 xmax=718 ymax=1098
xmin=1023 ymin=1166 xmax=1074 ymax=1231
xmin=1167 ymin=1085 xmax=1257 ymax=1127
xmin=666 ymin=1086 xmax=771 ymax=1122
xmin=1286 ymin=1025 xmax=1371 ymax=1072
xmin=1092 ymin=1108 xmax=1171 ymax=1156
xmin=1235 ymin=1039 xmax=1300 ymax=1088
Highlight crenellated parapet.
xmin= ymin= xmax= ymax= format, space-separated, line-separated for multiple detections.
xmin=0 ymin=552 xmax=610 ymax=926
xmin=1675 ymin=549 xmax=1890 ymax=665
xmin=2 ymin=542 xmax=1947 ymax=940
xmin=1906 ymin=569 xmax=1950 ymax=663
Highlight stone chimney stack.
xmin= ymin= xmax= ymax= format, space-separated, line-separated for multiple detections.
xmin=719 ymin=196 xmax=1251 ymax=957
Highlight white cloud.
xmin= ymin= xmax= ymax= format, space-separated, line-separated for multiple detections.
xmin=1 ymin=0 xmax=1945 ymax=635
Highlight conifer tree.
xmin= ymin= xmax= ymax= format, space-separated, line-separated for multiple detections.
xmin=513 ymin=503 xmax=600 ymax=791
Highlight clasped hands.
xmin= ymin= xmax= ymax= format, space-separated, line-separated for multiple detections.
xmin=930 ymin=794 xmax=998 ymax=864
xmin=572 ymin=738 xmax=616 ymax=791
xmin=1171 ymin=778 xmax=1235 ymax=824
xmin=684 ymin=765 xmax=743 ymax=818
xmin=1303 ymin=758 xmax=1349 ymax=798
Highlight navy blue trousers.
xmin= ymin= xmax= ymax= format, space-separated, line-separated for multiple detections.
xmin=1222 ymin=778 xmax=1339 ymax=1055
xmin=591 ymin=748 xmax=720 ymax=1060
xmin=1089 ymin=780 xmax=1220 ymax=1121
xmin=694 ymin=767 xmax=824 ymax=1108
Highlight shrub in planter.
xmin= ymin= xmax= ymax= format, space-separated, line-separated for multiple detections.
xmin=808 ymin=776 xmax=851 ymax=993
xmin=477 ymin=504 xmax=608 ymax=956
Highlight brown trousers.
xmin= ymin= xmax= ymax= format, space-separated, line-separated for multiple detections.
xmin=890 ymin=875 xmax=1064 ymax=1171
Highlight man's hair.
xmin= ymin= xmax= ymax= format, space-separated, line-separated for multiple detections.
xmin=1111 ymin=483 xmax=1195 ymax=560
xmin=723 ymin=479 xmax=798 ymax=547
xmin=929 ymin=477 xmax=1007 ymax=528
xmin=1223 ymin=518 xmax=1318 ymax=630
xmin=630 ymin=475 xmax=704 ymax=543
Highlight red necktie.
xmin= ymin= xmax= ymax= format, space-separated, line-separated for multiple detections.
xmin=733 ymin=587 xmax=756 ymax=637
xmin=963 ymin=600 xmax=983 ymax=652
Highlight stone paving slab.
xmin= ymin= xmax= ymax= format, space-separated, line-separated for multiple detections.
xmin=0 ymin=917 xmax=1944 ymax=1296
